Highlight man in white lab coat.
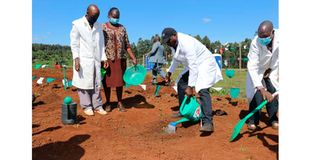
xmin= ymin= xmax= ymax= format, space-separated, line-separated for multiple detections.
xmin=162 ymin=28 xmax=223 ymax=132
xmin=246 ymin=20 xmax=279 ymax=131
xmin=70 ymin=4 xmax=108 ymax=116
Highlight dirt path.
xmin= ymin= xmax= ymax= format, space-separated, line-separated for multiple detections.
xmin=32 ymin=68 xmax=278 ymax=160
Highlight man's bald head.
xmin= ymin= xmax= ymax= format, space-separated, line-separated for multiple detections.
xmin=85 ymin=4 xmax=100 ymax=26
xmin=86 ymin=4 xmax=100 ymax=17
xmin=258 ymin=20 xmax=273 ymax=38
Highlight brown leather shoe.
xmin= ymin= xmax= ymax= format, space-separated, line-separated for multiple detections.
xmin=117 ymin=102 xmax=127 ymax=112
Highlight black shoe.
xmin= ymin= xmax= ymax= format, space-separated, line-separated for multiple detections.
xmin=105 ymin=104 xmax=111 ymax=112
xmin=171 ymin=112 xmax=182 ymax=118
xmin=117 ymin=102 xmax=127 ymax=112
xmin=200 ymin=123 xmax=214 ymax=132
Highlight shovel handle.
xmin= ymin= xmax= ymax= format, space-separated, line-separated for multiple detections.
xmin=243 ymin=91 xmax=279 ymax=121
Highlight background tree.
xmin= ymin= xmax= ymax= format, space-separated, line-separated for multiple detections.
xmin=202 ymin=36 xmax=211 ymax=51
xmin=32 ymin=36 xmax=253 ymax=69
xmin=136 ymin=38 xmax=152 ymax=59
xmin=194 ymin=35 xmax=202 ymax=42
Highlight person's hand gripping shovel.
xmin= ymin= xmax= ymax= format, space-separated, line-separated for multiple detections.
xmin=230 ymin=91 xmax=279 ymax=142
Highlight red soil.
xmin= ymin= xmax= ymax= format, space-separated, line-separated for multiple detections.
xmin=32 ymin=68 xmax=278 ymax=160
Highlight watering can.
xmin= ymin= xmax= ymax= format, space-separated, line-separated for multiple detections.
xmin=61 ymin=96 xmax=77 ymax=125
xmin=165 ymin=96 xmax=202 ymax=133
xmin=123 ymin=64 xmax=147 ymax=87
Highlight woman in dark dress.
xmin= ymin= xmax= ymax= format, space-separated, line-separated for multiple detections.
xmin=102 ymin=7 xmax=137 ymax=112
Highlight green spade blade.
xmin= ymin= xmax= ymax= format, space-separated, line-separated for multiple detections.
xmin=230 ymin=100 xmax=268 ymax=142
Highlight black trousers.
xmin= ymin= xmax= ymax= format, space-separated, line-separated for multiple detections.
xmin=248 ymin=77 xmax=278 ymax=125
xmin=151 ymin=63 xmax=166 ymax=79
xmin=177 ymin=71 xmax=213 ymax=125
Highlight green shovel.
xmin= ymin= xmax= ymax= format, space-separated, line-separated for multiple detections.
xmin=230 ymin=91 xmax=279 ymax=142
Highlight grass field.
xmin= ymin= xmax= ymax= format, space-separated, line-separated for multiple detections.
xmin=33 ymin=60 xmax=247 ymax=98
xmin=166 ymin=68 xmax=247 ymax=98
xmin=32 ymin=60 xmax=73 ymax=68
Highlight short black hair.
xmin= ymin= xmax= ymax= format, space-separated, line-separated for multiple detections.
xmin=161 ymin=27 xmax=177 ymax=44
xmin=154 ymin=34 xmax=160 ymax=42
xmin=108 ymin=7 xmax=120 ymax=16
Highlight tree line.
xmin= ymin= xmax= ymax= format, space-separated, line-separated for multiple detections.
xmin=32 ymin=35 xmax=252 ymax=68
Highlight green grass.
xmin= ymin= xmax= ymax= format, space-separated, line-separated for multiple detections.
xmin=167 ymin=68 xmax=247 ymax=98
xmin=214 ymin=69 xmax=247 ymax=98
xmin=32 ymin=60 xmax=73 ymax=68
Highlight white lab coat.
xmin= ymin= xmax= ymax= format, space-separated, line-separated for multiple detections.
xmin=168 ymin=32 xmax=223 ymax=93
xmin=70 ymin=16 xmax=107 ymax=90
xmin=246 ymin=29 xmax=279 ymax=103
